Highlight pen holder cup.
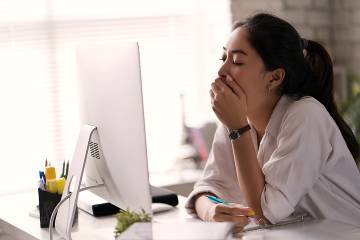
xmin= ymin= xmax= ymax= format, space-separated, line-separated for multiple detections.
xmin=38 ymin=188 xmax=78 ymax=228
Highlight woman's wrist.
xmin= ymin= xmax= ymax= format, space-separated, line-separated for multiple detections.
xmin=194 ymin=193 xmax=215 ymax=221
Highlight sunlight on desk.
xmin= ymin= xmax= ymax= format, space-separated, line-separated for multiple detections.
xmin=1 ymin=191 xmax=360 ymax=240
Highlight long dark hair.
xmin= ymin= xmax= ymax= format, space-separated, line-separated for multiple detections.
xmin=233 ymin=13 xmax=359 ymax=164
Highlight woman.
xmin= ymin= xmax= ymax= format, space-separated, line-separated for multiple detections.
xmin=185 ymin=13 xmax=360 ymax=232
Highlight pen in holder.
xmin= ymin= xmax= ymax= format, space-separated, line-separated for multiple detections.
xmin=38 ymin=188 xmax=78 ymax=228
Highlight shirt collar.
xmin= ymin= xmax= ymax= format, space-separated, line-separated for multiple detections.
xmin=264 ymin=95 xmax=293 ymax=138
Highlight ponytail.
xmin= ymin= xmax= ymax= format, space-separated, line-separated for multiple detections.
xmin=304 ymin=40 xmax=360 ymax=163
xmin=235 ymin=13 xmax=359 ymax=164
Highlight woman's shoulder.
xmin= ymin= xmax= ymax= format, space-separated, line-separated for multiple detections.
xmin=288 ymin=96 xmax=326 ymax=112
xmin=284 ymin=96 xmax=329 ymax=120
xmin=279 ymin=96 xmax=335 ymax=132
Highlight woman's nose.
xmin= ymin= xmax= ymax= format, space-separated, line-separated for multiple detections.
xmin=217 ymin=62 xmax=227 ymax=78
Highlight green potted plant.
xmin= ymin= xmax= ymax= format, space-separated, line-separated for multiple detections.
xmin=114 ymin=209 xmax=152 ymax=238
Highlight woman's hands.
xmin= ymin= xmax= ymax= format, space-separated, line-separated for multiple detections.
xmin=195 ymin=194 xmax=253 ymax=233
xmin=210 ymin=76 xmax=247 ymax=130
xmin=206 ymin=203 xmax=253 ymax=233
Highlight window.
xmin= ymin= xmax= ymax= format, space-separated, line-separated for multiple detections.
xmin=0 ymin=0 xmax=230 ymax=194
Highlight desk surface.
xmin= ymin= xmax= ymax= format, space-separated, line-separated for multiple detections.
xmin=1 ymin=191 xmax=360 ymax=240
xmin=0 ymin=191 xmax=193 ymax=240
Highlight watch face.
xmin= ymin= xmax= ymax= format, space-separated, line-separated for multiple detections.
xmin=228 ymin=124 xmax=251 ymax=140
xmin=229 ymin=130 xmax=240 ymax=140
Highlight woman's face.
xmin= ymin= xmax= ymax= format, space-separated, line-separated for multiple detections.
xmin=218 ymin=27 xmax=272 ymax=114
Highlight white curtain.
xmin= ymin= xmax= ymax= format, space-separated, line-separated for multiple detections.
xmin=0 ymin=0 xmax=230 ymax=194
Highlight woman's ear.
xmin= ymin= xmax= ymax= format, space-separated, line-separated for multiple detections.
xmin=268 ymin=68 xmax=285 ymax=90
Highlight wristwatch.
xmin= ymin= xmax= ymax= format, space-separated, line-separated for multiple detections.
xmin=228 ymin=124 xmax=251 ymax=140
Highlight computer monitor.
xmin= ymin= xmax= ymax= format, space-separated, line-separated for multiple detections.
xmin=54 ymin=42 xmax=152 ymax=239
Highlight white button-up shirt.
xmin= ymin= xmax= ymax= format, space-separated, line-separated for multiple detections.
xmin=186 ymin=95 xmax=360 ymax=226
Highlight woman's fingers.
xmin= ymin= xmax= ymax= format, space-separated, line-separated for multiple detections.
xmin=224 ymin=77 xmax=245 ymax=97
xmin=211 ymin=80 xmax=222 ymax=93
xmin=207 ymin=204 xmax=252 ymax=233
xmin=211 ymin=76 xmax=244 ymax=100
xmin=215 ymin=78 xmax=230 ymax=92
xmin=213 ymin=213 xmax=249 ymax=225
xmin=215 ymin=204 xmax=253 ymax=216
xmin=211 ymin=77 xmax=232 ymax=94
xmin=209 ymin=89 xmax=215 ymax=98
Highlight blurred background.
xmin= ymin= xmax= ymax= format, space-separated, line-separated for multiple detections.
xmin=0 ymin=0 xmax=359 ymax=197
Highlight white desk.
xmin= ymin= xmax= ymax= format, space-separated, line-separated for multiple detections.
xmin=0 ymin=191 xmax=192 ymax=240
xmin=1 ymin=191 xmax=360 ymax=240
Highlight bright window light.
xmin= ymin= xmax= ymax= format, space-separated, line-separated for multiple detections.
xmin=0 ymin=0 xmax=230 ymax=194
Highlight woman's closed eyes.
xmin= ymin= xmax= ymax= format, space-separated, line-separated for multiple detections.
xmin=219 ymin=53 xmax=244 ymax=66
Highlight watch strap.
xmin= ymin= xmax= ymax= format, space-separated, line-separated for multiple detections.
xmin=228 ymin=124 xmax=251 ymax=140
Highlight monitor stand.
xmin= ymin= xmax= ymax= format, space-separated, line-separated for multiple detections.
xmin=53 ymin=125 xmax=98 ymax=240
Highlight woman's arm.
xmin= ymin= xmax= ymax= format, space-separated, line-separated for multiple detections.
xmin=210 ymin=77 xmax=268 ymax=223
xmin=230 ymin=128 xmax=268 ymax=223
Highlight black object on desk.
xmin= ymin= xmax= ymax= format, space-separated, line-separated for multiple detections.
xmin=151 ymin=185 xmax=179 ymax=207
xmin=38 ymin=188 xmax=62 ymax=228
xmin=38 ymin=188 xmax=78 ymax=228
xmin=84 ymin=185 xmax=178 ymax=217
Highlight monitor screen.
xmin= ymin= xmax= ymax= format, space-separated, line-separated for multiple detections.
xmin=76 ymin=42 xmax=152 ymax=214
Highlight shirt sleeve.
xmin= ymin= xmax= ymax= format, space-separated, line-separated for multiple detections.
xmin=261 ymin=101 xmax=333 ymax=223
xmin=185 ymin=124 xmax=244 ymax=216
